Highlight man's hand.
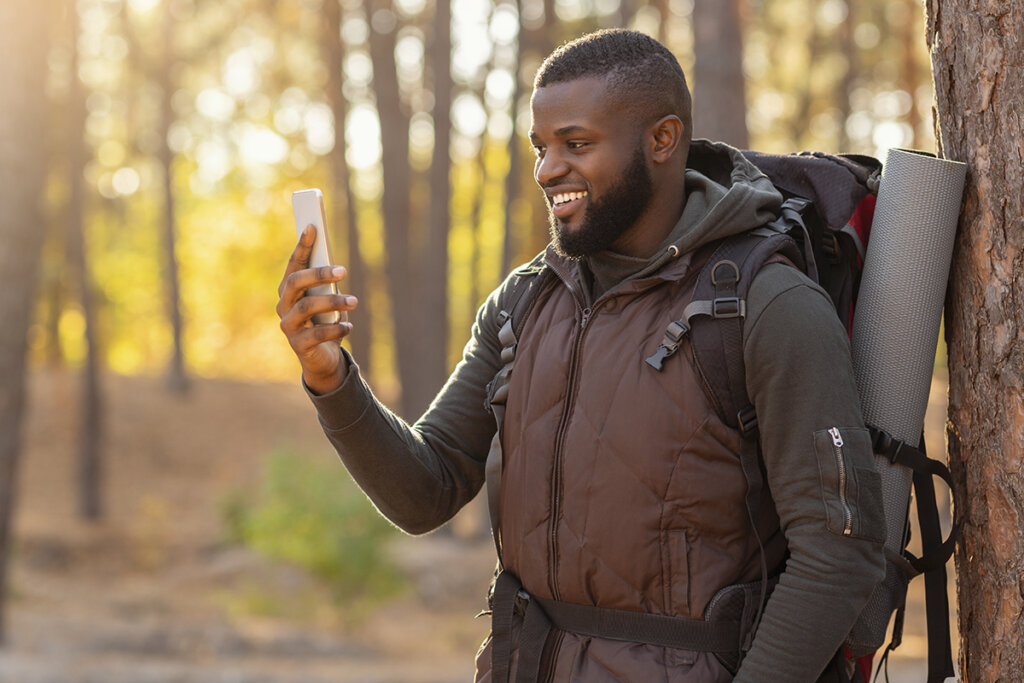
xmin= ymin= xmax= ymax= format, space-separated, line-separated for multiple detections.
xmin=277 ymin=225 xmax=359 ymax=395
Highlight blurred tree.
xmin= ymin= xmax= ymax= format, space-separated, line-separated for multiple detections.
xmin=928 ymin=1 xmax=1024 ymax=681
xmin=0 ymin=0 xmax=54 ymax=645
xmin=66 ymin=0 xmax=105 ymax=519
xmin=322 ymin=0 xmax=372 ymax=373
xmin=692 ymin=0 xmax=749 ymax=148
xmin=157 ymin=0 xmax=189 ymax=394
xmin=366 ymin=0 xmax=420 ymax=418
xmin=501 ymin=0 xmax=525 ymax=275
xmin=836 ymin=0 xmax=857 ymax=151
xmin=420 ymin=0 xmax=452 ymax=414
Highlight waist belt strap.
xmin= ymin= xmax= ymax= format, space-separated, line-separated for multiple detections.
xmin=490 ymin=571 xmax=742 ymax=683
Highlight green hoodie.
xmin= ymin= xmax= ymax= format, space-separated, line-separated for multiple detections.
xmin=305 ymin=139 xmax=885 ymax=681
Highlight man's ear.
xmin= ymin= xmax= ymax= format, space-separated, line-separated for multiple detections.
xmin=649 ymin=115 xmax=684 ymax=164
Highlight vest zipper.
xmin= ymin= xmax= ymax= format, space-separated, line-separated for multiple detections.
xmin=828 ymin=427 xmax=853 ymax=536
xmin=544 ymin=260 xmax=595 ymax=601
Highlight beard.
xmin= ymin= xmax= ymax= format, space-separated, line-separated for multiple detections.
xmin=547 ymin=145 xmax=654 ymax=259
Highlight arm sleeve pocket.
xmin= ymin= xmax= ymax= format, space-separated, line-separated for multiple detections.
xmin=813 ymin=427 xmax=887 ymax=543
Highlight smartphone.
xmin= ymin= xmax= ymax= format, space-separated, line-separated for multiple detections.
xmin=291 ymin=188 xmax=344 ymax=325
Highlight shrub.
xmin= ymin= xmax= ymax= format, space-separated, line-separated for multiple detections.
xmin=223 ymin=449 xmax=406 ymax=605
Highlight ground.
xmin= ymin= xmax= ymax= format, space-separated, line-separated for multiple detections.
xmin=1 ymin=368 xmax=955 ymax=681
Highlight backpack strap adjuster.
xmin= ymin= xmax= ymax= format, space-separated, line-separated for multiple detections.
xmin=737 ymin=404 xmax=758 ymax=436
xmin=712 ymin=297 xmax=744 ymax=319
xmin=870 ymin=425 xmax=905 ymax=464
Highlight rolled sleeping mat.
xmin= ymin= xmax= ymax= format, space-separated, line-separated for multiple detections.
xmin=847 ymin=148 xmax=966 ymax=653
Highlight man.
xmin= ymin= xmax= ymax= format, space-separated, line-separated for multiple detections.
xmin=277 ymin=29 xmax=885 ymax=682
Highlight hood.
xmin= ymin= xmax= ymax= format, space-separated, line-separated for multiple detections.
xmin=574 ymin=139 xmax=783 ymax=301
xmin=669 ymin=138 xmax=783 ymax=254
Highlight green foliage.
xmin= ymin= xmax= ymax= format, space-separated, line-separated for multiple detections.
xmin=222 ymin=449 xmax=407 ymax=606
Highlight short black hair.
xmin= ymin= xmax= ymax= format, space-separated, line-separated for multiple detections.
xmin=534 ymin=29 xmax=692 ymax=142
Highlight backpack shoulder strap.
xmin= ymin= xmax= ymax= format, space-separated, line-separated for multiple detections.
xmin=645 ymin=200 xmax=808 ymax=434
xmin=644 ymin=202 xmax=808 ymax=651
xmin=484 ymin=251 xmax=554 ymax=565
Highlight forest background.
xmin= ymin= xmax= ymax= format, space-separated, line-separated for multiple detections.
xmin=0 ymin=0 xmax=970 ymax=681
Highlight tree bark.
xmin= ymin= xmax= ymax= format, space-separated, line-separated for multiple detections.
xmin=0 ymin=0 xmax=53 ymax=645
xmin=692 ymin=0 xmax=749 ymax=148
xmin=322 ymin=0 xmax=372 ymax=376
xmin=67 ymin=0 xmax=104 ymax=520
xmin=927 ymin=2 xmax=1024 ymax=681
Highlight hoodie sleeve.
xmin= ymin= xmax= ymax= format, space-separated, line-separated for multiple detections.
xmin=733 ymin=263 xmax=886 ymax=682
xmin=303 ymin=277 xmax=510 ymax=535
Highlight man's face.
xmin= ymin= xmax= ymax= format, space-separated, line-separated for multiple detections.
xmin=529 ymin=77 xmax=655 ymax=259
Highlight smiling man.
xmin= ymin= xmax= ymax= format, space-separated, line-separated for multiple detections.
xmin=277 ymin=29 xmax=884 ymax=683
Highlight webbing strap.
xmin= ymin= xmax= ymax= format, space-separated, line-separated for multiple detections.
xmin=868 ymin=426 xmax=958 ymax=683
xmin=910 ymin=437 xmax=955 ymax=683
xmin=484 ymin=255 xmax=553 ymax=568
xmin=534 ymin=595 xmax=739 ymax=652
xmin=490 ymin=571 xmax=519 ymax=683
xmin=868 ymin=426 xmax=961 ymax=572
xmin=490 ymin=571 xmax=744 ymax=683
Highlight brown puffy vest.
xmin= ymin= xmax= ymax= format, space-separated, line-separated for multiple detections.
xmin=476 ymin=248 xmax=787 ymax=682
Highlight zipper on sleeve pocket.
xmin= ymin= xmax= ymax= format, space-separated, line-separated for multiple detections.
xmin=828 ymin=427 xmax=854 ymax=536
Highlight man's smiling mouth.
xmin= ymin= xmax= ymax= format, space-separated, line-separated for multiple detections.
xmin=550 ymin=190 xmax=589 ymax=220
xmin=552 ymin=191 xmax=588 ymax=206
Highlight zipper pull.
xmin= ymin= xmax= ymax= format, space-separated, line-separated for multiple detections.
xmin=828 ymin=427 xmax=844 ymax=448
xmin=580 ymin=307 xmax=592 ymax=328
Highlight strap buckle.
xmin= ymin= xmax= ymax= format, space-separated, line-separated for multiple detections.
xmin=872 ymin=427 xmax=905 ymax=464
xmin=712 ymin=297 xmax=744 ymax=319
xmin=737 ymin=405 xmax=758 ymax=436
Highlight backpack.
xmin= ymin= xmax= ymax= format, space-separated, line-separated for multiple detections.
xmin=483 ymin=149 xmax=961 ymax=683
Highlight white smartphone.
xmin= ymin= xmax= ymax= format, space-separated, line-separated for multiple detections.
xmin=291 ymin=188 xmax=344 ymax=325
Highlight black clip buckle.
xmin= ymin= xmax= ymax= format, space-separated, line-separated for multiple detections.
xmin=872 ymin=428 xmax=904 ymax=464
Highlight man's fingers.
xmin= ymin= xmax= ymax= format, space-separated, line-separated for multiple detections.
xmin=278 ymin=293 xmax=359 ymax=330
xmin=278 ymin=225 xmax=317 ymax=296
xmin=277 ymin=266 xmax=349 ymax=315
xmin=290 ymin=321 xmax=353 ymax=354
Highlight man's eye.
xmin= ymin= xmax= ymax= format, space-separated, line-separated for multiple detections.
xmin=567 ymin=141 xmax=588 ymax=150
xmin=533 ymin=146 xmax=545 ymax=157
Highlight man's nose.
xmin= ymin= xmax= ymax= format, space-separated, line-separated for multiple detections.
xmin=534 ymin=150 xmax=569 ymax=186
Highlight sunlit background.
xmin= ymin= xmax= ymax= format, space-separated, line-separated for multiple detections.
xmin=31 ymin=0 xmax=933 ymax=391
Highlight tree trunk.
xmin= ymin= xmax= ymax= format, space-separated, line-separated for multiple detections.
xmin=419 ymin=0 xmax=451 ymax=409
xmin=366 ymin=0 xmax=418 ymax=419
xmin=501 ymin=0 xmax=525 ymax=276
xmin=0 ymin=0 xmax=53 ymax=645
xmin=67 ymin=0 xmax=104 ymax=520
xmin=692 ymin=0 xmax=749 ymax=148
xmin=927 ymin=2 xmax=1024 ymax=681
xmin=322 ymin=0 xmax=372 ymax=376
xmin=158 ymin=0 xmax=188 ymax=394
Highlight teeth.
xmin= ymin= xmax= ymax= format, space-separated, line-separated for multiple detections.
xmin=552 ymin=191 xmax=587 ymax=205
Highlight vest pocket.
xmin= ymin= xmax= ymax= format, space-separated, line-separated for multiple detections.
xmin=661 ymin=528 xmax=692 ymax=618
xmin=813 ymin=426 xmax=886 ymax=543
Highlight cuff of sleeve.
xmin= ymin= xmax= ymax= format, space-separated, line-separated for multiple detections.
xmin=302 ymin=347 xmax=374 ymax=432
